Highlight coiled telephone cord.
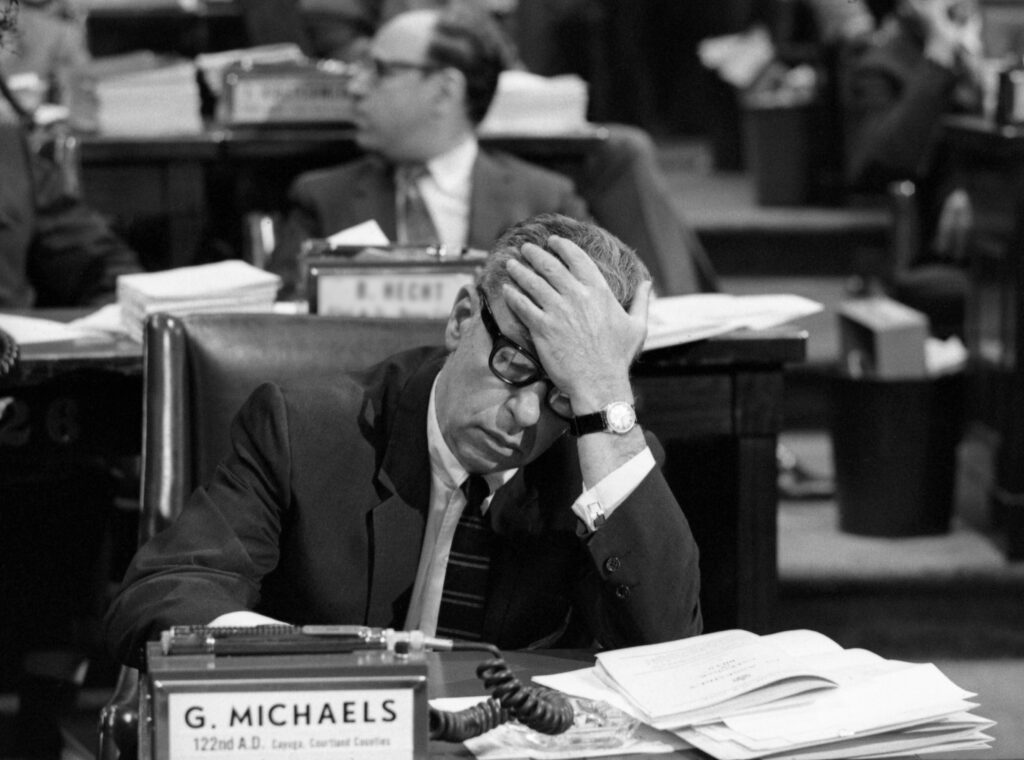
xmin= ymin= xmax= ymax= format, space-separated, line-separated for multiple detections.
xmin=428 ymin=642 xmax=574 ymax=742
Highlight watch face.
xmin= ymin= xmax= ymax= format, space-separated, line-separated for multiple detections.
xmin=605 ymin=402 xmax=636 ymax=434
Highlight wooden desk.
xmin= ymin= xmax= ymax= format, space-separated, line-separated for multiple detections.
xmin=1 ymin=315 xmax=803 ymax=633
xmin=943 ymin=115 xmax=1024 ymax=559
xmin=77 ymin=128 xmax=608 ymax=271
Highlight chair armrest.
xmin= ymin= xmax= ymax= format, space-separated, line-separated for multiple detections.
xmin=97 ymin=665 xmax=140 ymax=760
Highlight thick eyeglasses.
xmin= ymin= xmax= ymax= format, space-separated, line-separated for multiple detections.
xmin=351 ymin=56 xmax=440 ymax=83
xmin=477 ymin=289 xmax=573 ymax=420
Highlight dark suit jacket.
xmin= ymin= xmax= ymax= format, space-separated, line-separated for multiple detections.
xmin=270 ymin=149 xmax=588 ymax=296
xmin=104 ymin=347 xmax=702 ymax=668
xmin=0 ymin=124 xmax=140 ymax=308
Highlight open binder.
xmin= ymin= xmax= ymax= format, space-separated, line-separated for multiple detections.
xmin=301 ymin=242 xmax=486 ymax=319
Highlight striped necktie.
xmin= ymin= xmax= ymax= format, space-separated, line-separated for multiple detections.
xmin=436 ymin=475 xmax=494 ymax=641
xmin=395 ymin=163 xmax=440 ymax=245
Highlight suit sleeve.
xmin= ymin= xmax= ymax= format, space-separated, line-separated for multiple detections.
xmin=104 ymin=383 xmax=294 ymax=668
xmin=270 ymin=175 xmax=326 ymax=299
xmin=575 ymin=433 xmax=702 ymax=647
xmin=26 ymin=143 xmax=141 ymax=306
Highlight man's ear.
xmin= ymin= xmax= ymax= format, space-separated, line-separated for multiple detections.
xmin=444 ymin=285 xmax=476 ymax=351
xmin=437 ymin=67 xmax=467 ymax=108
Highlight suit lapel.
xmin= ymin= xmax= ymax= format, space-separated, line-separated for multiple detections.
xmin=348 ymin=157 xmax=398 ymax=241
xmin=364 ymin=352 xmax=445 ymax=626
xmin=467 ymin=152 xmax=514 ymax=247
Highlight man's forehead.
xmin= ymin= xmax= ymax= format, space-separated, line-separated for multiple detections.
xmin=373 ymin=12 xmax=436 ymax=59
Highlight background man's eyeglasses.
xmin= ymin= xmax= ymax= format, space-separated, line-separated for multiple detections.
xmin=477 ymin=289 xmax=573 ymax=420
xmin=351 ymin=56 xmax=440 ymax=82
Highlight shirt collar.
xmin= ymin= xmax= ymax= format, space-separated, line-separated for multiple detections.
xmin=424 ymin=136 xmax=478 ymax=197
xmin=427 ymin=375 xmax=515 ymax=502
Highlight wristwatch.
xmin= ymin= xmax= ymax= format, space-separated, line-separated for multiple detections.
xmin=568 ymin=401 xmax=637 ymax=437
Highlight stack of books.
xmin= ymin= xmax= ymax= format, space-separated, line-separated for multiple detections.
xmin=536 ymin=629 xmax=994 ymax=760
xmin=117 ymin=261 xmax=281 ymax=341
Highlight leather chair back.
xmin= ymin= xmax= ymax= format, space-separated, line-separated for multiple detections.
xmin=140 ymin=310 xmax=447 ymax=542
xmin=100 ymin=310 xmax=446 ymax=760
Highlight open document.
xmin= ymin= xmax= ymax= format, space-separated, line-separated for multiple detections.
xmin=532 ymin=629 xmax=994 ymax=760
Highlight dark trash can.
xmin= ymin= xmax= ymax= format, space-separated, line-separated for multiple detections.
xmin=830 ymin=372 xmax=965 ymax=536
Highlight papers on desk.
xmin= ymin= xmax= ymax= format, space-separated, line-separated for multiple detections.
xmin=117 ymin=260 xmax=281 ymax=341
xmin=93 ymin=55 xmax=203 ymax=136
xmin=0 ymin=313 xmax=110 ymax=346
xmin=533 ymin=629 xmax=994 ymax=760
xmin=644 ymin=293 xmax=823 ymax=350
xmin=478 ymin=70 xmax=590 ymax=135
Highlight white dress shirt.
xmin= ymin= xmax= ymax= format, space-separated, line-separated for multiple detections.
xmin=403 ymin=378 xmax=655 ymax=635
xmin=413 ymin=137 xmax=478 ymax=252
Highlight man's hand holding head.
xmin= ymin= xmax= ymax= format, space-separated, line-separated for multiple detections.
xmin=501 ymin=236 xmax=652 ymax=417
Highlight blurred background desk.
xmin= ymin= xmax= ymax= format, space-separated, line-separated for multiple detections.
xmin=944 ymin=116 xmax=1024 ymax=559
xmin=77 ymin=129 xmax=608 ymax=271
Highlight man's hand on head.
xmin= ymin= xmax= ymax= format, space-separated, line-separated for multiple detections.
xmin=501 ymin=235 xmax=652 ymax=415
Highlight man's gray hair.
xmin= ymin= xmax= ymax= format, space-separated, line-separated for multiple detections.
xmin=478 ymin=213 xmax=650 ymax=311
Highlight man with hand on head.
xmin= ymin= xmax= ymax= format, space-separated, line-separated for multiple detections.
xmin=105 ymin=213 xmax=703 ymax=669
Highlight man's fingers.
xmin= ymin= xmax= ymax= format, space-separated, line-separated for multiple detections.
xmin=506 ymin=256 xmax=559 ymax=308
xmin=501 ymin=281 xmax=545 ymax=325
xmin=545 ymin=235 xmax=605 ymax=286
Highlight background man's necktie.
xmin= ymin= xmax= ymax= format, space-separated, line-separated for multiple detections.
xmin=436 ymin=475 xmax=494 ymax=641
xmin=395 ymin=164 xmax=440 ymax=245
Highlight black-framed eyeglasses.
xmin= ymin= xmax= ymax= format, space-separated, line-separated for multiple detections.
xmin=352 ymin=55 xmax=441 ymax=83
xmin=477 ymin=289 xmax=573 ymax=420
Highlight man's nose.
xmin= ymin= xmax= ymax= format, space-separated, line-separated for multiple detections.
xmin=506 ymin=382 xmax=546 ymax=429
xmin=346 ymin=66 xmax=372 ymax=98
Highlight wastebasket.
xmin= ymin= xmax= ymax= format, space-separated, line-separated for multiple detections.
xmin=830 ymin=372 xmax=965 ymax=536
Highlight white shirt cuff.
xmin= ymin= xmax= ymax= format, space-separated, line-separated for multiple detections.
xmin=571 ymin=447 xmax=656 ymax=533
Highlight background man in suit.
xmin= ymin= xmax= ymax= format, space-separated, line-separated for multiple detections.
xmin=272 ymin=5 xmax=586 ymax=297
xmin=271 ymin=3 xmax=715 ymax=299
xmin=105 ymin=213 xmax=703 ymax=668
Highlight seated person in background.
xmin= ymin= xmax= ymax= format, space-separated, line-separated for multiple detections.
xmin=104 ymin=212 xmax=704 ymax=668
xmin=272 ymin=5 xmax=586 ymax=296
xmin=840 ymin=0 xmax=984 ymax=338
xmin=0 ymin=0 xmax=95 ymax=130
xmin=0 ymin=120 xmax=141 ymax=307
xmin=270 ymin=2 xmax=713 ymax=298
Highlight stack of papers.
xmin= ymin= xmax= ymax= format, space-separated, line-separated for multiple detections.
xmin=478 ymin=70 xmax=590 ymax=135
xmin=535 ymin=629 xmax=994 ymax=760
xmin=117 ymin=261 xmax=281 ymax=341
xmin=644 ymin=293 xmax=823 ymax=350
xmin=94 ymin=57 xmax=203 ymax=135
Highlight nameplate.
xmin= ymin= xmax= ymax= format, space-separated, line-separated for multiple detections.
xmin=221 ymin=64 xmax=354 ymax=125
xmin=308 ymin=257 xmax=483 ymax=319
xmin=164 ymin=685 xmax=416 ymax=759
xmin=143 ymin=644 xmax=429 ymax=760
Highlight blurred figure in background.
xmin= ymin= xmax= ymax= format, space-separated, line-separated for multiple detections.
xmin=2 ymin=3 xmax=140 ymax=756
xmin=0 ymin=0 xmax=96 ymax=130
xmin=838 ymin=0 xmax=984 ymax=338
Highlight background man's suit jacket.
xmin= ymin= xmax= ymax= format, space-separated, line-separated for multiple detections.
xmin=104 ymin=348 xmax=702 ymax=668
xmin=271 ymin=149 xmax=588 ymax=296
